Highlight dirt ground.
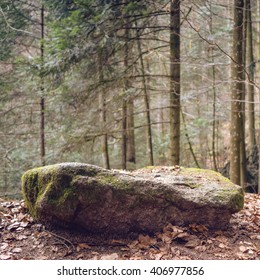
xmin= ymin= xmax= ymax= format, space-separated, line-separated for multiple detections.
xmin=0 ymin=193 xmax=259 ymax=260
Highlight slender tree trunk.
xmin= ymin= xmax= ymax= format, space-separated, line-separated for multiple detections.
xmin=230 ymin=0 xmax=244 ymax=185
xmin=122 ymin=99 xmax=127 ymax=170
xmin=239 ymin=0 xmax=248 ymax=188
xmin=98 ymin=51 xmax=110 ymax=169
xmin=246 ymin=0 xmax=256 ymax=157
xmin=40 ymin=5 xmax=45 ymax=166
xmin=159 ymin=61 xmax=167 ymax=136
xmin=211 ymin=60 xmax=218 ymax=171
xmin=122 ymin=18 xmax=129 ymax=170
xmin=169 ymin=0 xmax=181 ymax=166
xmin=4 ymin=159 xmax=8 ymax=195
xmin=209 ymin=3 xmax=218 ymax=171
xmin=136 ymin=26 xmax=154 ymax=166
xmin=258 ymin=1 xmax=260 ymax=194
xmin=100 ymin=103 xmax=110 ymax=169
xmin=181 ymin=110 xmax=200 ymax=168
xmin=240 ymin=104 xmax=247 ymax=188
xmin=258 ymin=131 xmax=260 ymax=193
xmin=126 ymin=23 xmax=135 ymax=165
xmin=127 ymin=99 xmax=136 ymax=164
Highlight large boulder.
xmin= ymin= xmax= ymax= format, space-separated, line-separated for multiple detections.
xmin=21 ymin=163 xmax=244 ymax=233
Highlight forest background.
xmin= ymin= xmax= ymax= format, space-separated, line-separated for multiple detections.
xmin=1 ymin=0 xmax=260 ymax=198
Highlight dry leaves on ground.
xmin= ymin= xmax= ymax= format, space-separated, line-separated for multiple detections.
xmin=0 ymin=194 xmax=259 ymax=260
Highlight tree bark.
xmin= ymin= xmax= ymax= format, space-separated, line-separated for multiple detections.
xmin=126 ymin=99 xmax=136 ymax=164
xmin=239 ymin=0 xmax=248 ymax=188
xmin=122 ymin=17 xmax=130 ymax=170
xmin=230 ymin=0 xmax=244 ymax=185
xmin=122 ymin=99 xmax=127 ymax=170
xmin=169 ymin=0 xmax=181 ymax=166
xmin=98 ymin=51 xmax=110 ymax=169
xmin=258 ymin=1 xmax=260 ymax=194
xmin=209 ymin=2 xmax=218 ymax=171
xmin=246 ymin=0 xmax=256 ymax=158
xmin=40 ymin=5 xmax=45 ymax=166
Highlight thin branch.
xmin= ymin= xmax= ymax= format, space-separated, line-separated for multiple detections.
xmin=0 ymin=5 xmax=33 ymax=35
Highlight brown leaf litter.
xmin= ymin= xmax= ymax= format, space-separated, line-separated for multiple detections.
xmin=0 ymin=194 xmax=259 ymax=260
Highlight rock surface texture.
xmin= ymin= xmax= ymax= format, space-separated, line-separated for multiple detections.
xmin=22 ymin=163 xmax=244 ymax=233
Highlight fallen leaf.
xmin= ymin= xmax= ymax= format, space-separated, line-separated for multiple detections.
xmin=17 ymin=213 xmax=27 ymax=222
xmin=164 ymin=224 xmax=184 ymax=233
xmin=218 ymin=243 xmax=228 ymax=249
xmin=111 ymin=239 xmax=126 ymax=246
xmin=195 ymin=245 xmax=207 ymax=252
xmin=3 ymin=214 xmax=12 ymax=220
xmin=120 ymin=247 xmax=129 ymax=252
xmin=195 ymin=224 xmax=208 ymax=232
xmin=0 ymin=254 xmax=11 ymax=260
xmin=189 ymin=224 xmax=208 ymax=232
xmin=16 ymin=234 xmax=28 ymax=241
xmin=12 ymin=248 xmax=22 ymax=253
xmin=7 ymin=222 xmax=20 ymax=231
xmin=239 ymin=246 xmax=247 ymax=253
xmin=128 ymin=240 xmax=139 ymax=249
xmin=160 ymin=234 xmax=172 ymax=244
xmin=51 ymin=246 xmax=58 ymax=252
xmin=20 ymin=221 xmax=29 ymax=228
xmin=76 ymin=253 xmax=84 ymax=259
xmin=77 ymin=243 xmax=91 ymax=251
xmin=0 ymin=243 xmax=9 ymax=250
xmin=11 ymin=208 xmax=19 ymax=214
xmin=4 ymin=233 xmax=15 ymax=240
xmin=214 ymin=236 xmax=228 ymax=243
xmin=138 ymin=234 xmax=157 ymax=248
xmin=185 ymin=237 xmax=201 ymax=248
xmin=174 ymin=232 xmax=191 ymax=242
xmin=100 ymin=253 xmax=119 ymax=260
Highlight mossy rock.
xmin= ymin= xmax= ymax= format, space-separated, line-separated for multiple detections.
xmin=21 ymin=163 xmax=244 ymax=233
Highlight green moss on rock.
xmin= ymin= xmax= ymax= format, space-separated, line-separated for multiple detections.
xmin=21 ymin=163 xmax=244 ymax=233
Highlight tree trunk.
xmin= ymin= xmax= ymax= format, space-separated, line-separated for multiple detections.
xmin=169 ymin=0 xmax=181 ymax=166
xmin=126 ymin=99 xmax=136 ymax=164
xmin=255 ymin=1 xmax=260 ymax=194
xmin=239 ymin=0 xmax=248 ymax=188
xmin=40 ymin=5 xmax=45 ymax=166
xmin=98 ymin=51 xmax=110 ymax=169
xmin=246 ymin=0 xmax=256 ymax=158
xmin=230 ymin=0 xmax=244 ymax=185
xmin=136 ymin=25 xmax=154 ymax=166
xmin=122 ymin=99 xmax=127 ymax=170
xmin=211 ymin=60 xmax=218 ymax=171
xmin=122 ymin=18 xmax=130 ymax=170
xmin=40 ymin=96 xmax=45 ymax=166
xmin=181 ymin=110 xmax=200 ymax=168
xmin=258 ymin=131 xmax=260 ymax=194
xmin=209 ymin=2 xmax=218 ymax=171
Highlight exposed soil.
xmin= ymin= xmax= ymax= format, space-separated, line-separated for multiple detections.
xmin=0 ymin=194 xmax=259 ymax=260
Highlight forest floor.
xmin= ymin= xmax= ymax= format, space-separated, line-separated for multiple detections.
xmin=0 ymin=194 xmax=259 ymax=260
